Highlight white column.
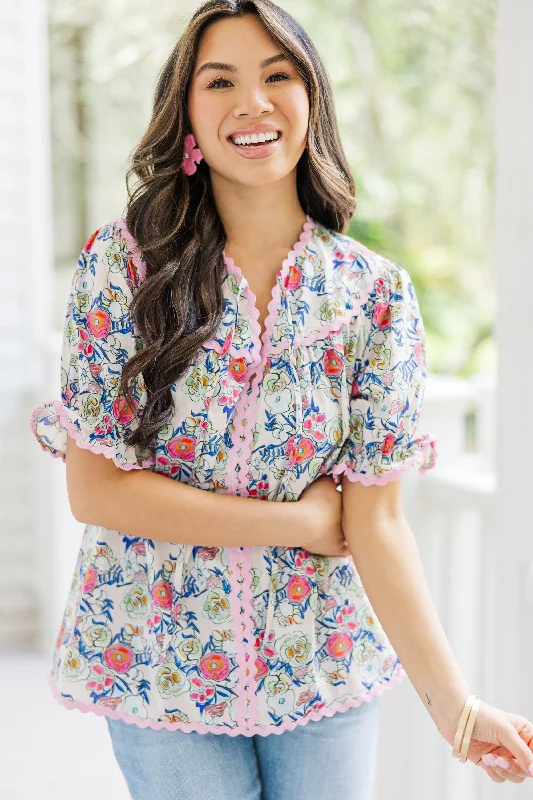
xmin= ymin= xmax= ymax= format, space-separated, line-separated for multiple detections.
xmin=0 ymin=0 xmax=54 ymax=650
xmin=486 ymin=1 xmax=533 ymax=797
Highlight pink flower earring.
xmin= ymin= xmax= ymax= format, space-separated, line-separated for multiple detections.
xmin=182 ymin=133 xmax=203 ymax=176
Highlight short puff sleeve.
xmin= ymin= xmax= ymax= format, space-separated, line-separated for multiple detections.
xmin=30 ymin=220 xmax=155 ymax=470
xmin=331 ymin=258 xmax=438 ymax=486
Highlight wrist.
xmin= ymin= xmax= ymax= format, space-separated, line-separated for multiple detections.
xmin=433 ymin=688 xmax=472 ymax=746
xmin=264 ymin=495 xmax=308 ymax=549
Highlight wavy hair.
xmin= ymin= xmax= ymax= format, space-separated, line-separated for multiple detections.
xmin=120 ymin=0 xmax=356 ymax=452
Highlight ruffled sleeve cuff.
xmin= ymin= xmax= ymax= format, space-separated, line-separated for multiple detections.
xmin=330 ymin=432 xmax=438 ymax=487
xmin=30 ymin=399 xmax=156 ymax=471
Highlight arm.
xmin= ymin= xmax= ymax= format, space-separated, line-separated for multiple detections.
xmin=340 ymin=474 xmax=470 ymax=743
xmin=66 ymin=432 xmax=308 ymax=549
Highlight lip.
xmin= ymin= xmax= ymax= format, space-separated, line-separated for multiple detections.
xmin=226 ymin=124 xmax=283 ymax=160
xmin=226 ymin=123 xmax=281 ymax=138
xmin=227 ymin=133 xmax=282 ymax=160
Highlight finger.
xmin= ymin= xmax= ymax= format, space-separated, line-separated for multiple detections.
xmin=482 ymin=754 xmax=526 ymax=783
xmin=506 ymin=756 xmax=532 ymax=779
xmin=480 ymin=763 xmax=506 ymax=783
xmin=498 ymin=719 xmax=533 ymax=776
xmin=491 ymin=764 xmax=525 ymax=784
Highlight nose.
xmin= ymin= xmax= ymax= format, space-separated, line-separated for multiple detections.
xmin=233 ymin=84 xmax=274 ymax=118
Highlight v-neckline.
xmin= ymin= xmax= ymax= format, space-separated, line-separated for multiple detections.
xmin=222 ymin=215 xmax=315 ymax=362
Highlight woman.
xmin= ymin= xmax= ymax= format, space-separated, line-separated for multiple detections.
xmin=31 ymin=1 xmax=533 ymax=798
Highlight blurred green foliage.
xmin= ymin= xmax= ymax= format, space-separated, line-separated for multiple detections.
xmin=49 ymin=0 xmax=496 ymax=376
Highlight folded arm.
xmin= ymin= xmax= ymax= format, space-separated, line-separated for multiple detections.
xmin=65 ymin=433 xmax=305 ymax=549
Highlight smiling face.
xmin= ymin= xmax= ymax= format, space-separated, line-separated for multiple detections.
xmin=187 ymin=13 xmax=310 ymax=188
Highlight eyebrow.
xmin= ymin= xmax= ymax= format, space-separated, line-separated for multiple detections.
xmin=195 ymin=53 xmax=290 ymax=79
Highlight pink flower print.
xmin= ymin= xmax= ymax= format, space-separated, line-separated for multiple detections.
xmin=228 ymin=357 xmax=248 ymax=383
xmin=335 ymin=602 xmax=358 ymax=632
xmin=293 ymin=664 xmax=310 ymax=681
xmin=147 ymin=614 xmax=162 ymax=630
xmin=103 ymin=643 xmax=135 ymax=673
xmin=205 ymin=702 xmax=227 ymax=718
xmin=82 ymin=566 xmax=98 ymax=594
xmin=389 ymin=398 xmax=405 ymax=415
xmin=151 ymin=581 xmax=173 ymax=610
xmin=199 ymin=652 xmax=231 ymax=681
xmin=77 ymin=327 xmax=94 ymax=357
xmin=197 ymin=546 xmax=219 ymax=561
xmin=84 ymin=228 xmax=100 ymax=253
xmin=86 ymin=662 xmax=115 ymax=693
xmin=284 ymin=263 xmax=302 ymax=291
xmin=373 ymin=302 xmax=391 ymax=329
xmin=286 ymin=435 xmax=315 ymax=467
xmin=324 ymin=348 xmax=344 ymax=377
xmin=286 ymin=574 xmax=312 ymax=603
xmin=94 ymin=412 xmax=113 ymax=437
xmin=182 ymin=133 xmax=203 ymax=175
xmin=381 ymin=433 xmax=396 ymax=456
xmin=294 ymin=550 xmax=317 ymax=577
xmin=255 ymin=657 xmax=269 ymax=680
xmin=414 ymin=342 xmax=424 ymax=367
xmin=248 ymin=479 xmax=270 ymax=499
xmin=326 ymin=631 xmax=353 ymax=660
xmin=375 ymin=277 xmax=386 ymax=298
xmin=255 ymin=630 xmax=276 ymax=659
xmin=190 ymin=675 xmax=216 ymax=703
xmin=296 ymin=689 xmax=315 ymax=706
xmin=303 ymin=411 xmax=326 ymax=442
xmin=218 ymin=376 xmax=241 ymax=408
xmin=113 ymin=396 xmax=138 ymax=425
xmin=220 ymin=328 xmax=233 ymax=355
xmin=323 ymin=597 xmax=336 ymax=612
xmin=168 ymin=435 xmax=197 ymax=461
xmin=87 ymin=308 xmax=111 ymax=339
xmin=98 ymin=696 xmax=122 ymax=711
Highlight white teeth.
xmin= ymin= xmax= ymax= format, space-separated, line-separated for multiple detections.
xmin=231 ymin=131 xmax=280 ymax=146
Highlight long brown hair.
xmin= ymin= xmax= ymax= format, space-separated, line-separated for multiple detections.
xmin=120 ymin=0 xmax=356 ymax=452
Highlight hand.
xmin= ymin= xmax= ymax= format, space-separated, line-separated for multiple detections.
xmin=443 ymin=700 xmax=533 ymax=783
xmin=297 ymin=476 xmax=350 ymax=557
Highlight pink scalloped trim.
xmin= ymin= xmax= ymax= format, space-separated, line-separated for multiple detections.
xmin=223 ymin=217 xmax=318 ymax=723
xmin=224 ymin=216 xmax=316 ymax=495
xmin=222 ymin=255 xmax=263 ymax=360
xmin=46 ymin=659 xmax=407 ymax=737
xmin=115 ymin=216 xmax=147 ymax=284
xmin=331 ymin=436 xmax=438 ymax=486
xmin=30 ymin=399 xmax=155 ymax=470
xmin=232 ymin=216 xmax=316 ymax=491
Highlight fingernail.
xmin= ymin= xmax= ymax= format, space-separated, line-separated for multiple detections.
xmin=494 ymin=757 xmax=510 ymax=769
xmin=482 ymin=754 xmax=496 ymax=766
xmin=528 ymin=764 xmax=533 ymax=777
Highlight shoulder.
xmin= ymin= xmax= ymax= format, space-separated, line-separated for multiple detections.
xmin=310 ymin=222 xmax=419 ymax=325
xmin=75 ymin=217 xmax=146 ymax=292
xmin=315 ymin=223 xmax=414 ymax=291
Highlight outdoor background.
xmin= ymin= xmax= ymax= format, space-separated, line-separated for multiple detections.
xmin=6 ymin=1 xmax=525 ymax=800
xmin=50 ymin=0 xmax=496 ymax=378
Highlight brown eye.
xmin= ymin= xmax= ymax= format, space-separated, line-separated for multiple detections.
xmin=207 ymin=77 xmax=233 ymax=89
xmin=267 ymin=72 xmax=290 ymax=83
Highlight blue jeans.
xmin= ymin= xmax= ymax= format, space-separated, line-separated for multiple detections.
xmin=106 ymin=695 xmax=382 ymax=800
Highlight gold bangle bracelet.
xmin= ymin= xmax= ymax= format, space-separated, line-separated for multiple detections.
xmin=452 ymin=693 xmax=477 ymax=759
xmin=459 ymin=695 xmax=481 ymax=763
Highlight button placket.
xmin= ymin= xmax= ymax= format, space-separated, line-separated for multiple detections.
xmin=235 ymin=546 xmax=252 ymax=723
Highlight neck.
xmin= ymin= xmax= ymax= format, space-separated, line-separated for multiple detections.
xmin=210 ymin=168 xmax=307 ymax=257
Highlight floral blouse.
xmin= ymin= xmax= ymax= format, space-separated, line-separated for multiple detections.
xmin=30 ymin=214 xmax=438 ymax=736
